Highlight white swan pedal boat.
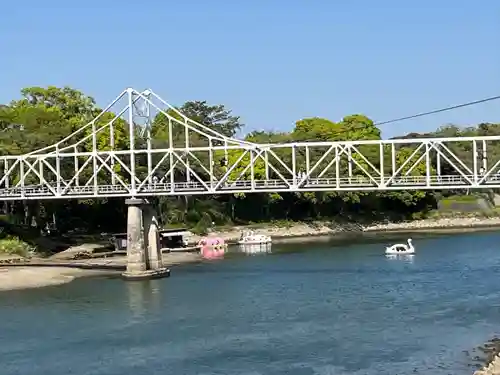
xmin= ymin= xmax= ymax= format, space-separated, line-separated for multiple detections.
xmin=238 ymin=231 xmax=272 ymax=245
xmin=385 ymin=238 xmax=415 ymax=255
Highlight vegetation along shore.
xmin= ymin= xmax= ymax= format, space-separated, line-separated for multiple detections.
xmin=2 ymin=86 xmax=500 ymax=374
xmin=2 ymin=86 xmax=500 ymax=240
xmin=2 ymin=85 xmax=500 ymax=294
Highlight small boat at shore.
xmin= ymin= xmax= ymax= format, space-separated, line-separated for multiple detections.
xmin=385 ymin=238 xmax=415 ymax=255
xmin=198 ymin=237 xmax=227 ymax=259
xmin=238 ymin=230 xmax=272 ymax=245
xmin=239 ymin=243 xmax=272 ymax=255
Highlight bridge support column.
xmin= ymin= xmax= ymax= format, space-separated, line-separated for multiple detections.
xmin=144 ymin=204 xmax=163 ymax=270
xmin=121 ymin=198 xmax=170 ymax=280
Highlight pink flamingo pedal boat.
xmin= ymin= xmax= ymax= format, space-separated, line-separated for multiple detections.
xmin=198 ymin=237 xmax=227 ymax=259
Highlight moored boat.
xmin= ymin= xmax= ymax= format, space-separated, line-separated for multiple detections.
xmin=238 ymin=230 xmax=272 ymax=245
xmin=198 ymin=237 xmax=227 ymax=259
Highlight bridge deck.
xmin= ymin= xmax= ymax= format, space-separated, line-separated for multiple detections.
xmin=1 ymin=88 xmax=500 ymax=200
xmin=0 ymin=175 xmax=498 ymax=200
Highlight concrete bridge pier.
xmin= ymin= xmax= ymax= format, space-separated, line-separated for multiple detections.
xmin=121 ymin=198 xmax=170 ymax=280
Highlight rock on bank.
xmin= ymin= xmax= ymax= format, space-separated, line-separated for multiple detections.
xmin=188 ymin=217 xmax=500 ymax=244
xmin=474 ymin=354 xmax=500 ymax=375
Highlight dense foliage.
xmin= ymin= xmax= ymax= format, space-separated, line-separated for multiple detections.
xmin=0 ymin=235 xmax=34 ymax=257
xmin=0 ymin=86 xmax=499 ymax=235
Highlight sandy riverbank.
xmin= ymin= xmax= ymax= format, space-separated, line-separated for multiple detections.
xmin=189 ymin=216 xmax=500 ymax=244
xmin=0 ymin=267 xmax=109 ymax=292
xmin=0 ymin=251 xmax=201 ymax=292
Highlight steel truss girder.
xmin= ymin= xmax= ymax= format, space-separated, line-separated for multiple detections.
xmin=1 ymin=87 xmax=500 ymax=200
xmin=1 ymin=137 xmax=500 ymax=200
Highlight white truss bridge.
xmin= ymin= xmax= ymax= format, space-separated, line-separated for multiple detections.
xmin=1 ymin=87 xmax=500 ymax=201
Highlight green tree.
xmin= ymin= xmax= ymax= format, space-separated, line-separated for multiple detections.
xmin=2 ymin=84 xmax=497 ymax=238
xmin=11 ymin=86 xmax=97 ymax=132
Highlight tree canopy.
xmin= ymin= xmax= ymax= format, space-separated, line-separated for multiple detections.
xmin=0 ymin=85 xmax=497 ymax=235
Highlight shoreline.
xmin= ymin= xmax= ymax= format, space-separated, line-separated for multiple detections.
xmin=3 ymin=218 xmax=500 ymax=375
xmin=0 ymin=252 xmax=201 ymax=292
xmin=0 ymin=267 xmax=112 ymax=292
xmin=2 ymin=216 xmax=500 ymax=293
xmin=190 ymin=216 xmax=500 ymax=244
xmin=472 ymin=338 xmax=500 ymax=375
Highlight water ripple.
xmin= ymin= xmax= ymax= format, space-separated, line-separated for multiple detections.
xmin=2 ymin=230 xmax=500 ymax=374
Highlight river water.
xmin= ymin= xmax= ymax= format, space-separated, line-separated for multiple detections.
xmin=2 ymin=231 xmax=500 ymax=375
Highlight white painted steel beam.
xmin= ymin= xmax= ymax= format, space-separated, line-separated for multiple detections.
xmin=0 ymin=88 xmax=499 ymax=200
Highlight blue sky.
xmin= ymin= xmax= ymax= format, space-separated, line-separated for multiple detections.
xmin=1 ymin=0 xmax=499 ymax=139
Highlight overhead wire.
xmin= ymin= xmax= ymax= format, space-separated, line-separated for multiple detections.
xmin=374 ymin=95 xmax=500 ymax=126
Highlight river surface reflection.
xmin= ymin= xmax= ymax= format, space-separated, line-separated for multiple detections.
xmin=2 ymin=230 xmax=500 ymax=374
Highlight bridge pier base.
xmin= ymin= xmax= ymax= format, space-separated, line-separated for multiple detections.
xmin=121 ymin=198 xmax=170 ymax=281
